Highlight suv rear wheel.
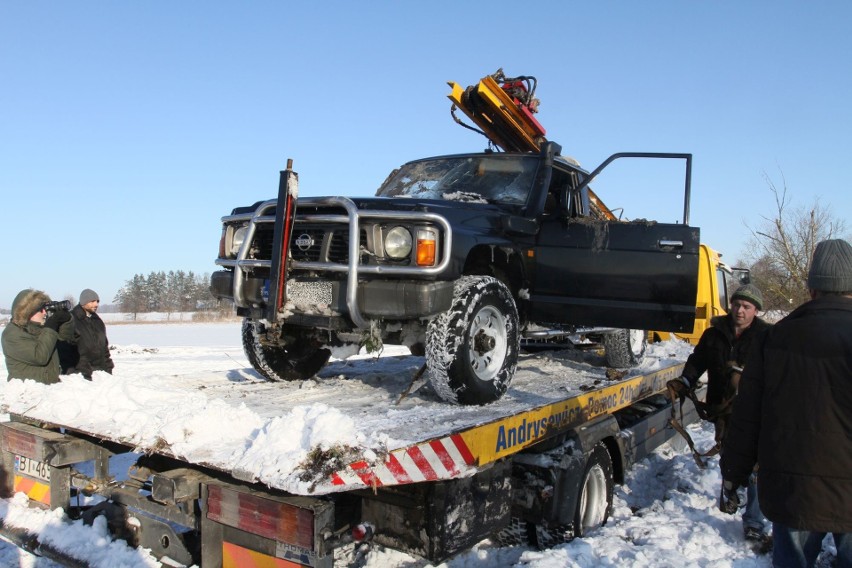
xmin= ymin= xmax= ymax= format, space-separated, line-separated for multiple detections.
xmin=426 ymin=276 xmax=519 ymax=405
xmin=602 ymin=328 xmax=646 ymax=368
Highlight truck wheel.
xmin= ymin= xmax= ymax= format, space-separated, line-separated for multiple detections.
xmin=426 ymin=276 xmax=519 ymax=405
xmin=574 ymin=442 xmax=614 ymax=537
xmin=603 ymin=329 xmax=646 ymax=368
xmin=241 ymin=319 xmax=331 ymax=381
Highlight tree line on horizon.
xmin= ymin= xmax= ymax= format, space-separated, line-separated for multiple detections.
xmin=112 ymin=270 xmax=232 ymax=317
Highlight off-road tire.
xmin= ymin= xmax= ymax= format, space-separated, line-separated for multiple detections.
xmin=602 ymin=329 xmax=646 ymax=368
xmin=426 ymin=276 xmax=519 ymax=405
xmin=574 ymin=442 xmax=614 ymax=537
xmin=242 ymin=318 xmax=331 ymax=381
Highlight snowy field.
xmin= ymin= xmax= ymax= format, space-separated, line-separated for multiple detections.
xmin=0 ymin=321 xmax=824 ymax=567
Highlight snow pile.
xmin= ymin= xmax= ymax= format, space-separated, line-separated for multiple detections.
xmin=0 ymin=494 xmax=161 ymax=567
xmin=0 ymin=373 xmax=389 ymax=495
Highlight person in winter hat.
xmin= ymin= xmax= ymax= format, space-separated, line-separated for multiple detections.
xmin=721 ymin=239 xmax=852 ymax=567
xmin=667 ymin=282 xmax=772 ymax=542
xmin=57 ymin=288 xmax=114 ymax=379
xmin=730 ymin=283 xmax=763 ymax=311
xmin=1 ymin=289 xmax=74 ymax=384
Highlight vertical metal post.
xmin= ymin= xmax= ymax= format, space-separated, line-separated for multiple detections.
xmin=266 ymin=159 xmax=298 ymax=323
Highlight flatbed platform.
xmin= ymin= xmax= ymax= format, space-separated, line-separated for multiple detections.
xmin=0 ymin=339 xmax=690 ymax=496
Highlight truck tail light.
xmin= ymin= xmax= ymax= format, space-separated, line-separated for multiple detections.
xmin=207 ymin=484 xmax=315 ymax=551
xmin=1 ymin=427 xmax=39 ymax=458
xmin=416 ymin=230 xmax=437 ymax=266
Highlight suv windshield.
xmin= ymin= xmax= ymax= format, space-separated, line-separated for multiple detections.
xmin=376 ymin=155 xmax=538 ymax=206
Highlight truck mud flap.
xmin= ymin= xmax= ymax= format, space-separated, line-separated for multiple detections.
xmin=359 ymin=459 xmax=513 ymax=563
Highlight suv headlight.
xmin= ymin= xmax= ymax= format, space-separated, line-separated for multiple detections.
xmin=384 ymin=226 xmax=413 ymax=259
xmin=230 ymin=225 xmax=248 ymax=257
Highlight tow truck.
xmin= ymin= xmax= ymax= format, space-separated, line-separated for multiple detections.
xmin=0 ymin=71 xmax=705 ymax=566
xmin=0 ymin=344 xmax=700 ymax=567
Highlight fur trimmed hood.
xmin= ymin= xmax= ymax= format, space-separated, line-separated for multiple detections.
xmin=11 ymin=289 xmax=50 ymax=326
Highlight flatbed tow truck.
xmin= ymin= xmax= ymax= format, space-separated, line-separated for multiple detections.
xmin=0 ymin=71 xmax=703 ymax=566
xmin=0 ymin=343 xmax=700 ymax=567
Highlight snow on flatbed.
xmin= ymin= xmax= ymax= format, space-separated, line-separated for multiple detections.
xmin=0 ymin=326 xmax=692 ymax=496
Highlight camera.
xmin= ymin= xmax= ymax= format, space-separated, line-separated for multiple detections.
xmin=43 ymin=300 xmax=71 ymax=315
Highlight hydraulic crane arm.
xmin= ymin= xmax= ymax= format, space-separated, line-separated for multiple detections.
xmin=448 ymin=71 xmax=546 ymax=153
xmin=448 ymin=70 xmax=617 ymax=221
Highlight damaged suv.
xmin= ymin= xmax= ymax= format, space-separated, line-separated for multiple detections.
xmin=211 ymin=142 xmax=699 ymax=405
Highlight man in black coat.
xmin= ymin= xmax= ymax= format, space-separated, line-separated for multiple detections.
xmin=668 ymin=283 xmax=772 ymax=542
xmin=721 ymin=239 xmax=852 ymax=567
xmin=58 ymin=288 xmax=115 ymax=379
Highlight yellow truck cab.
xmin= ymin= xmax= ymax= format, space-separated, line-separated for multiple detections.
xmin=651 ymin=244 xmax=750 ymax=345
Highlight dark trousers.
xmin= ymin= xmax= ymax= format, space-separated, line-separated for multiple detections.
xmin=773 ymin=523 xmax=851 ymax=568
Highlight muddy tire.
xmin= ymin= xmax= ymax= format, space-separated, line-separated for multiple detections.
xmin=602 ymin=329 xmax=646 ymax=368
xmin=242 ymin=318 xmax=331 ymax=381
xmin=426 ymin=276 xmax=519 ymax=405
xmin=574 ymin=443 xmax=614 ymax=537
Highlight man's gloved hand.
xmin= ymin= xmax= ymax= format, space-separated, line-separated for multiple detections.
xmin=719 ymin=480 xmax=742 ymax=514
xmin=43 ymin=309 xmax=72 ymax=332
xmin=666 ymin=376 xmax=691 ymax=397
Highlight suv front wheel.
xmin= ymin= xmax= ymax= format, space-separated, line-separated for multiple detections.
xmin=242 ymin=319 xmax=331 ymax=381
xmin=426 ymin=276 xmax=520 ymax=405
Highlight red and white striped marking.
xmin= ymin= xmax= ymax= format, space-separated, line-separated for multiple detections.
xmin=330 ymin=434 xmax=476 ymax=489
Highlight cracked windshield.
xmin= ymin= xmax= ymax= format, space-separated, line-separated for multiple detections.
xmin=376 ymin=155 xmax=538 ymax=206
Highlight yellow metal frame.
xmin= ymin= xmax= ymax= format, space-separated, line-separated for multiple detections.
xmin=456 ymin=363 xmax=683 ymax=465
xmin=448 ymin=77 xmax=544 ymax=153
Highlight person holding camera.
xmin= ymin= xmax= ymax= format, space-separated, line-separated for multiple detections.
xmin=58 ymin=288 xmax=114 ymax=379
xmin=1 ymin=289 xmax=74 ymax=384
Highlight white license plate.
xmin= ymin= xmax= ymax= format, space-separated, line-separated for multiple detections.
xmin=287 ymin=280 xmax=333 ymax=306
xmin=15 ymin=454 xmax=51 ymax=482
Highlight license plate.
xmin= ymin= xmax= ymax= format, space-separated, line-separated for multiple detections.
xmin=15 ymin=454 xmax=51 ymax=482
xmin=287 ymin=280 xmax=333 ymax=306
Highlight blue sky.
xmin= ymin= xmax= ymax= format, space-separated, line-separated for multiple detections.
xmin=1 ymin=1 xmax=850 ymax=310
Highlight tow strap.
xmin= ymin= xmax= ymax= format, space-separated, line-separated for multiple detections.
xmin=667 ymin=385 xmax=735 ymax=469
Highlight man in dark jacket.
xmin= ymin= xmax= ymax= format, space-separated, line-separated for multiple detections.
xmin=668 ymin=283 xmax=772 ymax=542
xmin=58 ymin=288 xmax=114 ymax=379
xmin=2 ymin=289 xmax=74 ymax=384
xmin=721 ymin=239 xmax=852 ymax=568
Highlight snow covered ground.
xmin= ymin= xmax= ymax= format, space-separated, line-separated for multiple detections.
xmin=0 ymin=321 xmax=830 ymax=567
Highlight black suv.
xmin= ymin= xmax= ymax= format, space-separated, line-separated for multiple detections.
xmin=211 ymin=142 xmax=699 ymax=405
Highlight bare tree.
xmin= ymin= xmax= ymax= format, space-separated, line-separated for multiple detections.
xmin=743 ymin=170 xmax=848 ymax=311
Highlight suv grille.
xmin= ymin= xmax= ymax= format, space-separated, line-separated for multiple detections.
xmin=252 ymin=223 xmax=367 ymax=264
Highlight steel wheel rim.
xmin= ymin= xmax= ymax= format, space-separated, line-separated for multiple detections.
xmin=579 ymin=464 xmax=608 ymax=530
xmin=629 ymin=330 xmax=645 ymax=355
xmin=467 ymin=305 xmax=508 ymax=381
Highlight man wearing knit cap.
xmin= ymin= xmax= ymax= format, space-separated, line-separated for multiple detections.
xmin=57 ymin=288 xmax=114 ymax=380
xmin=722 ymin=239 xmax=852 ymax=567
xmin=668 ymin=282 xmax=772 ymax=542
